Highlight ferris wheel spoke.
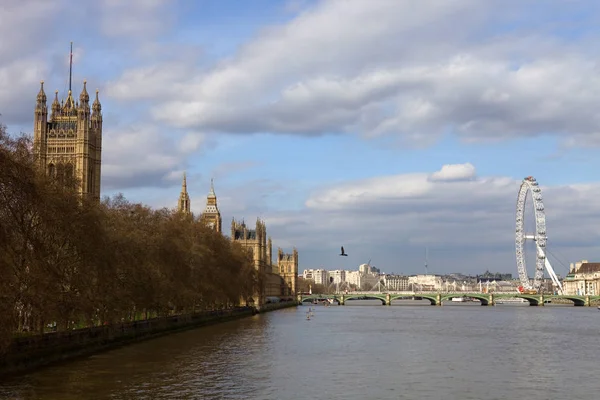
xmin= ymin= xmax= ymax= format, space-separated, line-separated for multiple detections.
xmin=514 ymin=176 xmax=562 ymax=294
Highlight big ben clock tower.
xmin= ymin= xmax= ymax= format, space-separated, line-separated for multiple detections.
xmin=200 ymin=179 xmax=222 ymax=233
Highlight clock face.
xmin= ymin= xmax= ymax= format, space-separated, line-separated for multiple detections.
xmin=208 ymin=222 xmax=215 ymax=228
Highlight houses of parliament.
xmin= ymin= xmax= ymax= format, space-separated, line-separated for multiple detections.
xmin=32 ymin=74 xmax=297 ymax=308
xmin=177 ymin=173 xmax=298 ymax=305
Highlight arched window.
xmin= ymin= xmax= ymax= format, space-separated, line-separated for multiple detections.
xmin=65 ymin=163 xmax=74 ymax=180
xmin=88 ymin=167 xmax=94 ymax=193
xmin=56 ymin=163 xmax=65 ymax=183
xmin=64 ymin=163 xmax=75 ymax=188
xmin=48 ymin=163 xmax=55 ymax=177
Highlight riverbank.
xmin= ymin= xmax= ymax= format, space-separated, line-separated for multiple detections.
xmin=259 ymin=300 xmax=298 ymax=313
xmin=0 ymin=301 xmax=297 ymax=378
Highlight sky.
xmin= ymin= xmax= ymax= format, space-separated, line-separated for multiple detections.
xmin=2 ymin=0 xmax=600 ymax=277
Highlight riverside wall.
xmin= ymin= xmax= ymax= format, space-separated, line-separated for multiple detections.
xmin=0 ymin=301 xmax=297 ymax=378
xmin=258 ymin=300 xmax=298 ymax=312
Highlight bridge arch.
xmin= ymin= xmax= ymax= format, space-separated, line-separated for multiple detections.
xmin=513 ymin=295 xmax=540 ymax=306
xmin=300 ymin=296 xmax=333 ymax=304
xmin=440 ymin=294 xmax=490 ymax=306
xmin=390 ymin=294 xmax=437 ymax=306
xmin=343 ymin=294 xmax=386 ymax=305
xmin=544 ymin=295 xmax=586 ymax=306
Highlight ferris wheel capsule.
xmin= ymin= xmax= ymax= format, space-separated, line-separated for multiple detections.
xmin=515 ymin=176 xmax=564 ymax=294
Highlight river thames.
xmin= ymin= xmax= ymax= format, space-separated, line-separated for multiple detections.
xmin=0 ymin=301 xmax=597 ymax=399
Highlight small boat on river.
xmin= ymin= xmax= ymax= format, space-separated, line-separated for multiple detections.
xmin=451 ymin=297 xmax=468 ymax=302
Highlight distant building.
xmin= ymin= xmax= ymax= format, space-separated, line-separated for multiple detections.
xmin=177 ymin=173 xmax=191 ymax=214
xmin=200 ymin=179 xmax=222 ymax=233
xmin=329 ymin=270 xmax=346 ymax=284
xmin=230 ymin=218 xmax=298 ymax=305
xmin=383 ymin=275 xmax=410 ymax=291
xmin=277 ymin=248 xmax=298 ymax=297
xmin=564 ymin=260 xmax=600 ymax=295
xmin=232 ymin=219 xmax=269 ymax=304
xmin=408 ymin=275 xmax=443 ymax=291
xmin=477 ymin=271 xmax=513 ymax=282
xmin=302 ymin=269 xmax=328 ymax=285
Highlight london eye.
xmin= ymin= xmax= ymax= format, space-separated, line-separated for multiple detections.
xmin=515 ymin=176 xmax=563 ymax=294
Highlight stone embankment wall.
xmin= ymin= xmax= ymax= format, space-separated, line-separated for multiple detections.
xmin=0 ymin=303 xmax=299 ymax=378
xmin=259 ymin=300 xmax=298 ymax=312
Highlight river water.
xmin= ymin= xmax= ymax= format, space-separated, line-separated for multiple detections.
xmin=0 ymin=301 xmax=597 ymax=400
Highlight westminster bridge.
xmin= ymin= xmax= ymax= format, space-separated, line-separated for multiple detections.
xmin=298 ymin=292 xmax=600 ymax=306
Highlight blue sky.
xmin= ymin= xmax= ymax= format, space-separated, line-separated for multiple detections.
xmin=3 ymin=0 xmax=600 ymax=276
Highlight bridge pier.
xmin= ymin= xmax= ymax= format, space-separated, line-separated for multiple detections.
xmin=298 ymin=293 xmax=600 ymax=307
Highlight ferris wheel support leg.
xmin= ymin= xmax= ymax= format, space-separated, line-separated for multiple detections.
xmin=537 ymin=245 xmax=564 ymax=294
xmin=544 ymin=258 xmax=563 ymax=294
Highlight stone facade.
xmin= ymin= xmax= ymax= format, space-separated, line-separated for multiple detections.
xmin=230 ymin=219 xmax=298 ymax=306
xmin=231 ymin=218 xmax=269 ymax=306
xmin=231 ymin=219 xmax=268 ymax=274
xmin=564 ymin=260 xmax=600 ymax=295
xmin=172 ymin=178 xmax=297 ymax=307
xmin=33 ymin=81 xmax=102 ymax=200
xmin=277 ymin=248 xmax=298 ymax=297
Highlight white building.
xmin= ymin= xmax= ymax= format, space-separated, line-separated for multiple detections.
xmin=408 ymin=275 xmax=443 ymax=291
xmin=345 ymin=270 xmax=362 ymax=288
xmin=383 ymin=275 xmax=410 ymax=291
xmin=329 ymin=270 xmax=346 ymax=284
xmin=564 ymin=260 xmax=600 ymax=295
xmin=302 ymin=269 xmax=329 ymax=285
xmin=359 ymin=263 xmax=371 ymax=274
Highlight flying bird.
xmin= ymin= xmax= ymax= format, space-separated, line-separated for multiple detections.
xmin=339 ymin=246 xmax=348 ymax=256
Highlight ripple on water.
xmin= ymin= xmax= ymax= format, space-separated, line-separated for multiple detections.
xmin=0 ymin=304 xmax=598 ymax=399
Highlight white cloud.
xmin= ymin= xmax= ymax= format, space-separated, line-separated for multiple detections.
xmin=105 ymin=1 xmax=600 ymax=147
xmin=0 ymin=0 xmax=66 ymax=125
xmin=102 ymin=125 xmax=200 ymax=190
xmin=98 ymin=0 xmax=172 ymax=38
xmin=0 ymin=60 xmax=49 ymax=124
xmin=258 ymin=164 xmax=600 ymax=274
xmin=429 ymin=163 xmax=476 ymax=182
xmin=0 ymin=0 xmax=61 ymax=59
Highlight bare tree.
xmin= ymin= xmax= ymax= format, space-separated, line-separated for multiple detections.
xmin=0 ymin=122 xmax=259 ymax=352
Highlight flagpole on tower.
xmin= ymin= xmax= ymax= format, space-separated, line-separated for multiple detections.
xmin=69 ymin=41 xmax=73 ymax=92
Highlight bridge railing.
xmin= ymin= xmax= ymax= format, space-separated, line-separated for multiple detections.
xmin=303 ymin=291 xmax=524 ymax=296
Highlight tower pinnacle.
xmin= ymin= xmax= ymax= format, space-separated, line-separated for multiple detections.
xmin=209 ymin=177 xmax=215 ymax=197
xmin=36 ymin=81 xmax=47 ymax=105
xmin=201 ymin=178 xmax=221 ymax=232
xmin=178 ymin=172 xmax=191 ymax=214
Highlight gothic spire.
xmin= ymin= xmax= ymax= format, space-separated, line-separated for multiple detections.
xmin=51 ymin=90 xmax=60 ymax=116
xmin=208 ymin=177 xmax=216 ymax=197
xmin=79 ymin=80 xmax=89 ymax=104
xmin=178 ymin=172 xmax=191 ymax=214
xmin=63 ymin=90 xmax=75 ymax=112
xmin=92 ymin=89 xmax=102 ymax=116
xmin=36 ymin=80 xmax=47 ymax=105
